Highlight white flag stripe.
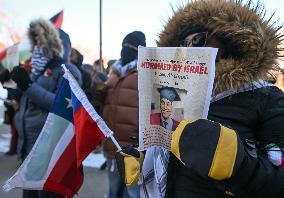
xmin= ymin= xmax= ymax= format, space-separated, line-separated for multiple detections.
xmin=45 ymin=121 xmax=74 ymax=179
xmin=63 ymin=65 xmax=113 ymax=137
xmin=3 ymin=113 xmax=57 ymax=191
xmin=3 ymin=114 xmax=74 ymax=191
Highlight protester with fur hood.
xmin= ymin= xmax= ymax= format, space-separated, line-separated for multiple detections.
xmin=115 ymin=0 xmax=284 ymax=197
xmin=11 ymin=18 xmax=82 ymax=198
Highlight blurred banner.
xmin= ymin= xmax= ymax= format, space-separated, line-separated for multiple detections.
xmin=0 ymin=10 xmax=64 ymax=70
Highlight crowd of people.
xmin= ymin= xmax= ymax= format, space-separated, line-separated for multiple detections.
xmin=0 ymin=0 xmax=284 ymax=198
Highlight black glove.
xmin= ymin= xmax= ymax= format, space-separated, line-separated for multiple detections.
xmin=171 ymin=119 xmax=245 ymax=181
xmin=0 ymin=69 xmax=10 ymax=84
xmin=11 ymin=66 xmax=32 ymax=91
xmin=115 ymin=147 xmax=144 ymax=186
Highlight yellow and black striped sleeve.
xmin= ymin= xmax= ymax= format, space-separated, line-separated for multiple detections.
xmin=171 ymin=119 xmax=245 ymax=180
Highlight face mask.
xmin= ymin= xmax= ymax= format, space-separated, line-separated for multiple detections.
xmin=120 ymin=46 xmax=137 ymax=66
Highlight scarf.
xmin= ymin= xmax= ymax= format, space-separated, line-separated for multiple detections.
xmin=121 ymin=46 xmax=138 ymax=66
xmin=112 ymin=59 xmax=137 ymax=77
xmin=140 ymin=81 xmax=274 ymax=198
xmin=31 ymin=46 xmax=50 ymax=80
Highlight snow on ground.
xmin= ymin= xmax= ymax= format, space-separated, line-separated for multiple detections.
xmin=0 ymin=133 xmax=10 ymax=153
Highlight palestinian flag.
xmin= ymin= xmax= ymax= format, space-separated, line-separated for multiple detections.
xmin=50 ymin=10 xmax=64 ymax=29
xmin=0 ymin=38 xmax=31 ymax=70
xmin=0 ymin=10 xmax=64 ymax=69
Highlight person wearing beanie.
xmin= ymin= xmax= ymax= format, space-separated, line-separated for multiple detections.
xmin=120 ymin=31 xmax=146 ymax=66
xmin=91 ymin=31 xmax=146 ymax=198
xmin=10 ymin=18 xmax=82 ymax=198
xmin=115 ymin=1 xmax=284 ymax=198
xmin=111 ymin=31 xmax=146 ymax=77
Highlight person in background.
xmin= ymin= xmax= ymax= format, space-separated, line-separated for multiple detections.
xmin=21 ymin=59 xmax=32 ymax=74
xmin=74 ymin=62 xmax=106 ymax=116
xmin=11 ymin=18 xmax=82 ymax=198
xmin=93 ymin=59 xmax=104 ymax=73
xmin=91 ymin=59 xmax=108 ymax=92
xmin=82 ymin=63 xmax=95 ymax=78
xmin=92 ymin=31 xmax=146 ymax=198
xmin=91 ymin=70 xmax=108 ymax=115
xmin=90 ymin=58 xmax=108 ymax=115
xmin=69 ymin=48 xmax=92 ymax=93
xmin=106 ymin=59 xmax=117 ymax=75
xmin=0 ymin=66 xmax=21 ymax=156
xmin=115 ymin=1 xmax=284 ymax=197
xmin=70 ymin=48 xmax=83 ymax=68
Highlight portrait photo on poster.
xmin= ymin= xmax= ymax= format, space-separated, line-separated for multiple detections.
xmin=150 ymin=84 xmax=187 ymax=132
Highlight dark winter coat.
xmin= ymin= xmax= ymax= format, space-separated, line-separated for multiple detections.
xmin=15 ymin=59 xmax=81 ymax=159
xmin=165 ymin=86 xmax=284 ymax=198
xmin=102 ymin=69 xmax=139 ymax=159
xmin=157 ymin=0 xmax=284 ymax=197
xmin=3 ymin=87 xmax=21 ymax=124
xmin=15 ymin=19 xmax=82 ymax=159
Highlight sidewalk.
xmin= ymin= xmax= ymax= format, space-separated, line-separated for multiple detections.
xmin=0 ymin=118 xmax=109 ymax=198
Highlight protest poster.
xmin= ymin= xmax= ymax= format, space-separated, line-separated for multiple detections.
xmin=138 ymin=47 xmax=218 ymax=150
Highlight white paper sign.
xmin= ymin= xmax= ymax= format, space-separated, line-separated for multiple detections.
xmin=138 ymin=47 xmax=217 ymax=150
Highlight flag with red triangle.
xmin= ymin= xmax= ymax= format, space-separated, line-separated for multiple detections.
xmin=0 ymin=10 xmax=64 ymax=69
xmin=50 ymin=10 xmax=64 ymax=29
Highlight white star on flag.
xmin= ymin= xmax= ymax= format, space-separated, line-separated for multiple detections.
xmin=65 ymin=98 xmax=72 ymax=108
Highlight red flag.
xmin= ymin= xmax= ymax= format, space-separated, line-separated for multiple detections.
xmin=0 ymin=49 xmax=7 ymax=61
xmin=50 ymin=10 xmax=64 ymax=29
xmin=0 ymin=11 xmax=64 ymax=64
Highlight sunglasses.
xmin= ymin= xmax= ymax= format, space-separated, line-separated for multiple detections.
xmin=179 ymin=32 xmax=208 ymax=47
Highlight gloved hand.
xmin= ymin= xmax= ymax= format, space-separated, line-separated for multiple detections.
xmin=0 ymin=69 xmax=10 ymax=84
xmin=11 ymin=66 xmax=32 ymax=91
xmin=171 ymin=119 xmax=245 ymax=180
xmin=115 ymin=147 xmax=144 ymax=186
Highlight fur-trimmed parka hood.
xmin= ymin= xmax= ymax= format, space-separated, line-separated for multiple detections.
xmin=158 ymin=0 xmax=284 ymax=94
xmin=28 ymin=18 xmax=63 ymax=59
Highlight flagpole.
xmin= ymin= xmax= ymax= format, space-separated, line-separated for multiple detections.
xmin=61 ymin=64 xmax=122 ymax=151
xmin=62 ymin=64 xmax=122 ymax=151
xmin=110 ymin=135 xmax=122 ymax=151
xmin=99 ymin=0 xmax=103 ymax=72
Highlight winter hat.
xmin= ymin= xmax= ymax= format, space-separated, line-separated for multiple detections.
xmin=122 ymin=31 xmax=146 ymax=48
xmin=158 ymin=0 xmax=284 ymax=94
xmin=28 ymin=18 xmax=63 ymax=59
